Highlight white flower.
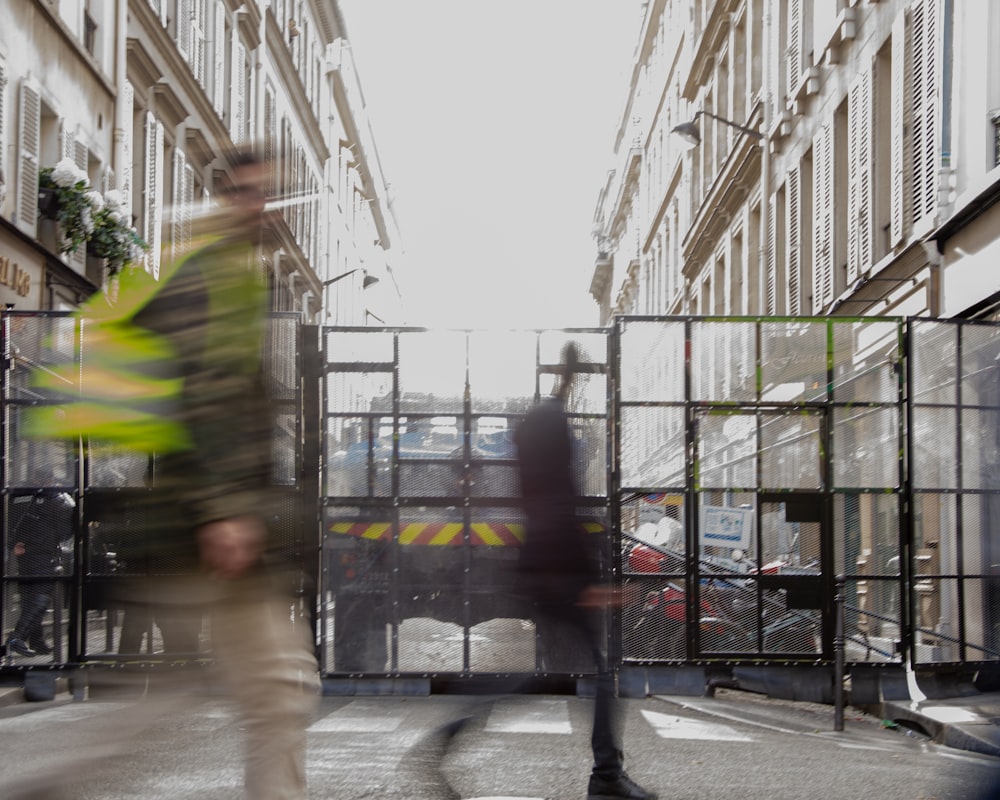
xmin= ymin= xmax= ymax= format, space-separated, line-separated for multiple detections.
xmin=84 ymin=191 xmax=105 ymax=212
xmin=104 ymin=190 xmax=124 ymax=210
xmin=81 ymin=208 xmax=95 ymax=235
xmin=51 ymin=158 xmax=88 ymax=189
xmin=112 ymin=209 xmax=130 ymax=227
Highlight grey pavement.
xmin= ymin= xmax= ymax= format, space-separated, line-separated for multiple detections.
xmin=0 ymin=678 xmax=999 ymax=798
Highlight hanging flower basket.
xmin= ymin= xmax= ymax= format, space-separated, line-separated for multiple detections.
xmin=38 ymin=161 xmax=149 ymax=277
xmin=37 ymin=186 xmax=61 ymax=219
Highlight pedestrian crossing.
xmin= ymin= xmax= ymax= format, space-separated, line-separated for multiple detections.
xmin=306 ymin=696 xmax=754 ymax=742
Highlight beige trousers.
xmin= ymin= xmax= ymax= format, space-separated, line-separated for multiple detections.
xmin=210 ymin=574 xmax=320 ymax=800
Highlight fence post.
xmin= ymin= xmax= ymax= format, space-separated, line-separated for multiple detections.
xmin=834 ymin=574 xmax=845 ymax=731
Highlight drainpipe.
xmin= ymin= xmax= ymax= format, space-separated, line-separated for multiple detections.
xmin=758 ymin=1 xmax=772 ymax=315
xmin=113 ymin=0 xmax=128 ymax=194
xmin=255 ymin=0 xmax=268 ymax=152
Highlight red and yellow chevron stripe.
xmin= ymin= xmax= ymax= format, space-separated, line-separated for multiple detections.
xmin=328 ymin=520 xmax=605 ymax=546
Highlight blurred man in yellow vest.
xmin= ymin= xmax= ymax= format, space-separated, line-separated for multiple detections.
xmin=10 ymin=147 xmax=319 ymax=800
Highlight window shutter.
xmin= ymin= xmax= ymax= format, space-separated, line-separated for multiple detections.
xmin=213 ymin=1 xmax=226 ymax=118
xmin=767 ymin=0 xmax=781 ymax=115
xmin=17 ymin=81 xmax=40 ymax=236
xmin=848 ymin=66 xmax=874 ymax=283
xmin=192 ymin=0 xmax=207 ymax=87
xmin=71 ymin=139 xmax=89 ymax=271
xmin=171 ymin=149 xmax=195 ymax=260
xmin=264 ymin=87 xmax=276 ymax=195
xmin=911 ymin=0 xmax=939 ymax=224
xmin=143 ymin=112 xmax=163 ymax=278
xmin=0 ymin=59 xmax=6 ymax=203
xmin=102 ymin=168 xmax=115 ymax=194
xmin=812 ymin=125 xmax=834 ymax=313
xmin=766 ymin=193 xmax=777 ymax=315
xmin=787 ymin=167 xmax=801 ymax=315
xmin=177 ymin=0 xmax=191 ymax=61
xmin=787 ymin=0 xmax=802 ymax=97
xmin=121 ymin=81 xmax=133 ymax=207
xmin=231 ymin=41 xmax=246 ymax=144
xmin=890 ymin=10 xmax=907 ymax=247
xmin=60 ymin=122 xmax=74 ymax=161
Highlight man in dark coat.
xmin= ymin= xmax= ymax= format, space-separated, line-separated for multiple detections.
xmin=514 ymin=342 xmax=656 ymax=800
xmin=6 ymin=490 xmax=74 ymax=657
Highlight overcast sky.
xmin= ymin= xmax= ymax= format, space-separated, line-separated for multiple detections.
xmin=338 ymin=1 xmax=643 ymax=329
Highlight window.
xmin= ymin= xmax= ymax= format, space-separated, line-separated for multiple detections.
xmin=16 ymin=79 xmax=40 ymax=236
xmin=84 ymin=10 xmax=98 ymax=56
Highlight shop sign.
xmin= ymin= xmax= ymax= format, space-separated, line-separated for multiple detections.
xmin=0 ymin=254 xmax=32 ymax=297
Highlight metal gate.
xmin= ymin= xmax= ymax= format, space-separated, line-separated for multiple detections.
xmin=4 ymin=311 xmax=1000 ymax=685
xmin=1 ymin=310 xmax=306 ymax=665
xmin=318 ymin=327 xmax=611 ymax=676
xmin=616 ymin=317 xmax=905 ymax=665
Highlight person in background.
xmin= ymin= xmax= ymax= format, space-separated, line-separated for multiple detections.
xmin=514 ymin=342 xmax=656 ymax=800
xmin=5 ymin=488 xmax=74 ymax=658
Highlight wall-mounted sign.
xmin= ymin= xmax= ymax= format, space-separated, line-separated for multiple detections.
xmin=699 ymin=505 xmax=754 ymax=551
xmin=0 ymin=254 xmax=31 ymax=297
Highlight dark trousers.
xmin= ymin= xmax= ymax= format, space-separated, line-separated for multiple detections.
xmin=14 ymin=582 xmax=53 ymax=645
xmin=533 ymin=586 xmax=623 ymax=779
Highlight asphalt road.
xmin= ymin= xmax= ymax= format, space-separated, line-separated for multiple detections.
xmin=0 ymin=687 xmax=997 ymax=799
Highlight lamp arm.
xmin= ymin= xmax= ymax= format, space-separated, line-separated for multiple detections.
xmin=323 ymin=268 xmax=362 ymax=287
xmin=695 ymin=110 xmax=764 ymax=140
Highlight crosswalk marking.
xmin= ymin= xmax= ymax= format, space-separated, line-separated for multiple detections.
xmin=485 ymin=698 xmax=572 ymax=734
xmin=641 ymin=709 xmax=754 ymax=742
xmin=307 ymin=699 xmax=405 ymax=733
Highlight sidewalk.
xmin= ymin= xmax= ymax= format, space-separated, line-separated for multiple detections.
xmin=881 ymin=691 xmax=1000 ymax=757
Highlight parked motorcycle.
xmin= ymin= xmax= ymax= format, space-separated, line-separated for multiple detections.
xmin=622 ymin=531 xmax=820 ymax=659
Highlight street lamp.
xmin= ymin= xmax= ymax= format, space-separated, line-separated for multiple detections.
xmin=322 ymin=268 xmax=379 ymax=289
xmin=671 ymin=110 xmax=764 ymax=149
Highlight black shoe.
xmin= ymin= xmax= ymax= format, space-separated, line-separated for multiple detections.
xmin=6 ymin=637 xmax=37 ymax=657
xmin=28 ymin=640 xmax=52 ymax=655
xmin=587 ymin=772 xmax=658 ymax=800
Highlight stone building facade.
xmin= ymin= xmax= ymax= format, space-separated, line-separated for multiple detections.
xmin=592 ymin=0 xmax=1000 ymax=324
xmin=0 ymin=0 xmax=402 ymax=322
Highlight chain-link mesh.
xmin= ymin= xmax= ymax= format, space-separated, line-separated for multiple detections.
xmin=320 ymin=328 xmax=610 ymax=675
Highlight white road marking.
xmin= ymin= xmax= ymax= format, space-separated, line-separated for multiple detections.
xmin=485 ymin=698 xmax=572 ymax=734
xmin=307 ymin=700 xmax=404 ymax=733
xmin=641 ymin=708 xmax=754 ymax=741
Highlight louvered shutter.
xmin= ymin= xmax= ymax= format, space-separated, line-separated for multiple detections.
xmin=171 ymin=150 xmax=195 ymax=260
xmin=812 ymin=126 xmax=834 ymax=313
xmin=177 ymin=0 xmax=191 ymax=61
xmin=120 ymin=81 xmax=133 ymax=207
xmin=890 ymin=10 xmax=907 ymax=246
xmin=213 ymin=1 xmax=226 ymax=118
xmin=911 ymin=0 xmax=939 ymax=224
xmin=787 ymin=0 xmax=802 ymax=96
xmin=848 ymin=66 xmax=873 ymax=283
xmin=102 ymin=168 xmax=115 ymax=194
xmin=767 ymin=0 xmax=781 ymax=114
xmin=143 ymin=112 xmax=163 ymax=278
xmin=231 ymin=41 xmax=246 ymax=144
xmin=766 ymin=193 xmax=777 ymax=315
xmin=787 ymin=168 xmax=801 ymax=315
xmin=264 ymin=87 xmax=276 ymax=195
xmin=192 ymin=0 xmax=207 ymax=87
xmin=71 ymin=138 xmax=89 ymax=271
xmin=0 ymin=59 xmax=6 ymax=205
xmin=60 ymin=122 xmax=74 ymax=161
xmin=17 ymin=81 xmax=40 ymax=235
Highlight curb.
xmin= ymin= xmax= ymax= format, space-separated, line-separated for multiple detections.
xmin=881 ymin=697 xmax=1000 ymax=758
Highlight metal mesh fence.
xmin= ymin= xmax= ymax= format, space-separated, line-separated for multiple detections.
xmin=320 ymin=327 xmax=610 ymax=676
xmin=2 ymin=310 xmax=303 ymax=666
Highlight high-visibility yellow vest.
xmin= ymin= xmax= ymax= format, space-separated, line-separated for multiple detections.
xmin=24 ymin=236 xmax=228 ymax=454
